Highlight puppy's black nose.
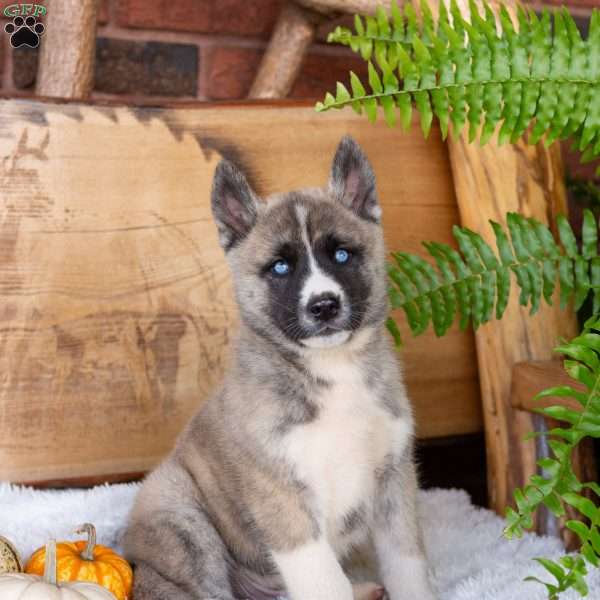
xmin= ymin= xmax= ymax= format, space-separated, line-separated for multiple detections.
xmin=308 ymin=294 xmax=340 ymax=322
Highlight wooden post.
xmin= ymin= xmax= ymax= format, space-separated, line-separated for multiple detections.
xmin=511 ymin=361 xmax=597 ymax=548
xmin=448 ymin=135 xmax=579 ymax=520
xmin=427 ymin=0 xmax=580 ymax=532
xmin=37 ymin=0 xmax=99 ymax=99
xmin=250 ymin=2 xmax=317 ymax=99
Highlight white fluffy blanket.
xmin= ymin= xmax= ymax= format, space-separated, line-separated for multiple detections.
xmin=1 ymin=483 xmax=598 ymax=599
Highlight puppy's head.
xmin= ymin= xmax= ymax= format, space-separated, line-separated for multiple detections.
xmin=211 ymin=136 xmax=387 ymax=351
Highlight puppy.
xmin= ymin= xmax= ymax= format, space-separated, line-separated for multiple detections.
xmin=123 ymin=137 xmax=436 ymax=600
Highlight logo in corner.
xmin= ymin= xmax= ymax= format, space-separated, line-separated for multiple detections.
xmin=3 ymin=4 xmax=46 ymax=48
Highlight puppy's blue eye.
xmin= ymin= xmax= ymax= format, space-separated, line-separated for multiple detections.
xmin=334 ymin=248 xmax=350 ymax=264
xmin=272 ymin=259 xmax=290 ymax=276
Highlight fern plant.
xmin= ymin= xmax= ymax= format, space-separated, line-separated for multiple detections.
xmin=316 ymin=0 xmax=600 ymax=172
xmin=504 ymin=314 xmax=600 ymax=599
xmin=385 ymin=209 xmax=600 ymax=345
xmin=385 ymin=210 xmax=600 ymax=599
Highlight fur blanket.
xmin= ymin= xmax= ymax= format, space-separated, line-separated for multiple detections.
xmin=1 ymin=483 xmax=598 ymax=599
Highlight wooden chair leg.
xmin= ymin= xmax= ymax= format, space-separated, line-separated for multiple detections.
xmin=512 ymin=360 xmax=598 ymax=547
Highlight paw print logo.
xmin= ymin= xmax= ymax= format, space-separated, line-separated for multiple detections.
xmin=5 ymin=16 xmax=45 ymax=49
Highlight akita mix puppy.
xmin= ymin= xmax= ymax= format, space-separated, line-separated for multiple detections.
xmin=123 ymin=137 xmax=436 ymax=600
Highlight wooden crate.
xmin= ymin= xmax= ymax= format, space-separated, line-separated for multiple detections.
xmin=0 ymin=98 xmax=481 ymax=484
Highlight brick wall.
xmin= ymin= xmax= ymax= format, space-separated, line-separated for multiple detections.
xmin=0 ymin=0 xmax=597 ymax=178
xmin=0 ymin=0 xmax=371 ymax=103
xmin=0 ymin=1 xmax=594 ymax=103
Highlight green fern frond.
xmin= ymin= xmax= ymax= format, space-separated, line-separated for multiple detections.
xmin=317 ymin=0 xmax=600 ymax=168
xmin=386 ymin=209 xmax=600 ymax=342
xmin=504 ymin=316 xmax=600 ymax=595
xmin=526 ymin=556 xmax=589 ymax=599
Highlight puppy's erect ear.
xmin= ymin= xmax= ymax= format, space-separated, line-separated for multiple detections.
xmin=329 ymin=136 xmax=381 ymax=223
xmin=211 ymin=160 xmax=260 ymax=251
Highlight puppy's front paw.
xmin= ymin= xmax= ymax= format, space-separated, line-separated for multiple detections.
xmin=352 ymin=582 xmax=386 ymax=600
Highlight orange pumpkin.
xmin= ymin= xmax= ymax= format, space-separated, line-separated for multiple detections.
xmin=25 ymin=524 xmax=132 ymax=600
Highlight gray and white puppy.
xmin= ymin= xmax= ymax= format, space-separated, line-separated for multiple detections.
xmin=123 ymin=137 xmax=436 ymax=600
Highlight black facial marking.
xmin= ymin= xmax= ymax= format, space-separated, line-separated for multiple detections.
xmin=261 ymin=242 xmax=297 ymax=277
xmin=264 ymin=240 xmax=310 ymax=343
xmin=257 ymin=197 xmax=376 ymax=345
xmin=312 ymin=234 xmax=370 ymax=332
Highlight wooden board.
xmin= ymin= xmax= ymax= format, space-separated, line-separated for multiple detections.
xmin=510 ymin=359 xmax=596 ymax=548
xmin=0 ymin=98 xmax=481 ymax=483
xmin=511 ymin=360 xmax=585 ymax=413
xmin=449 ymin=134 xmax=578 ymax=520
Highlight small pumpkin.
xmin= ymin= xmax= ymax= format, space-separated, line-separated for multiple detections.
xmin=0 ymin=535 xmax=22 ymax=574
xmin=25 ymin=524 xmax=132 ymax=600
xmin=0 ymin=539 xmax=116 ymax=599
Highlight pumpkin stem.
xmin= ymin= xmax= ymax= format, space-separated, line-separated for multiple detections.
xmin=75 ymin=523 xmax=97 ymax=561
xmin=43 ymin=539 xmax=58 ymax=585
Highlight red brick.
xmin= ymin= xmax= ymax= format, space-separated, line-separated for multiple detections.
xmin=206 ymin=46 xmax=262 ymax=100
xmin=98 ymin=0 xmax=110 ymax=24
xmin=212 ymin=0 xmax=281 ymax=36
xmin=117 ymin=0 xmax=282 ymax=37
xmin=291 ymin=52 xmax=369 ymax=100
xmin=116 ymin=0 xmax=210 ymax=31
xmin=206 ymin=46 xmax=369 ymax=101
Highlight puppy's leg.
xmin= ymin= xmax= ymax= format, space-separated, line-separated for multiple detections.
xmin=271 ymin=537 xmax=354 ymax=600
xmin=132 ymin=562 xmax=196 ymax=600
xmin=123 ymin=509 xmax=235 ymax=600
xmin=373 ymin=454 xmax=436 ymax=600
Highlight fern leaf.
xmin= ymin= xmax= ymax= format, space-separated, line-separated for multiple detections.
xmin=503 ymin=320 xmax=600 ymax=591
xmin=318 ymin=1 xmax=600 ymax=169
xmin=387 ymin=209 xmax=599 ymax=337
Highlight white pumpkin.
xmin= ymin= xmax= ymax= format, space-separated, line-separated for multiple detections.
xmin=0 ymin=540 xmax=116 ymax=600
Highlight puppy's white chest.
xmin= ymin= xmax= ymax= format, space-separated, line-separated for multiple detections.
xmin=282 ymin=369 xmax=410 ymax=541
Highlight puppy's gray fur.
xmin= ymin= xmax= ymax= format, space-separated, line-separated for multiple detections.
xmin=123 ymin=137 xmax=436 ymax=600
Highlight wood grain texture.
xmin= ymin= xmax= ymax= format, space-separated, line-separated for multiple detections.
xmin=0 ymin=98 xmax=481 ymax=483
xmin=37 ymin=0 xmax=99 ymax=99
xmin=511 ymin=359 xmax=597 ymax=549
xmin=250 ymin=2 xmax=317 ymax=99
xmin=511 ymin=360 xmax=585 ymax=413
xmin=448 ymin=133 xmax=579 ymax=519
xmin=413 ymin=0 xmax=582 ymax=524
xmin=416 ymin=0 xmax=592 ymax=542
